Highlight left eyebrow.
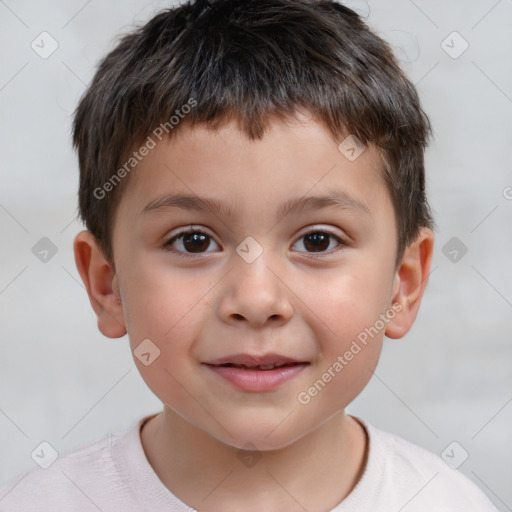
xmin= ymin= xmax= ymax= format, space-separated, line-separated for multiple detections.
xmin=140 ymin=189 xmax=372 ymax=221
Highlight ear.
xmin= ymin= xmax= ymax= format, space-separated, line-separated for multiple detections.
xmin=385 ymin=227 xmax=434 ymax=339
xmin=73 ymin=230 xmax=127 ymax=338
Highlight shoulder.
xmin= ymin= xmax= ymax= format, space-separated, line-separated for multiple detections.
xmin=343 ymin=417 xmax=499 ymax=512
xmin=0 ymin=419 xmax=142 ymax=512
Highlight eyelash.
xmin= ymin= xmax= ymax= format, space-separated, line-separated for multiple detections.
xmin=163 ymin=226 xmax=346 ymax=259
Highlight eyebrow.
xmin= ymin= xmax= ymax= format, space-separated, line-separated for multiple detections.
xmin=141 ymin=190 xmax=371 ymax=221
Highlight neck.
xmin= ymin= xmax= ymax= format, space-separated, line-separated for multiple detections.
xmin=140 ymin=407 xmax=368 ymax=512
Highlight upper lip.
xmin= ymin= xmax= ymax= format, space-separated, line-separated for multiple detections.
xmin=204 ymin=353 xmax=308 ymax=367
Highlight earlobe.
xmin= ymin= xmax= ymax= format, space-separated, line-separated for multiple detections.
xmin=73 ymin=230 xmax=127 ymax=338
xmin=385 ymin=227 xmax=434 ymax=339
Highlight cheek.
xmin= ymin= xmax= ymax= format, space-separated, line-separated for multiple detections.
xmin=120 ymin=260 xmax=213 ymax=386
xmin=125 ymin=289 xmax=200 ymax=416
xmin=294 ymin=262 xmax=391 ymax=404
xmin=121 ymin=257 xmax=212 ymax=341
xmin=295 ymin=278 xmax=384 ymax=417
xmin=305 ymin=264 xmax=392 ymax=349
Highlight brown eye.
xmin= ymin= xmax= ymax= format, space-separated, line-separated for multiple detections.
xmin=164 ymin=229 xmax=220 ymax=256
xmin=181 ymin=232 xmax=210 ymax=252
xmin=292 ymin=230 xmax=343 ymax=255
xmin=303 ymin=232 xmax=330 ymax=252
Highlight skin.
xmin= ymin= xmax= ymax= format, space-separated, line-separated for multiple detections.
xmin=74 ymin=113 xmax=434 ymax=512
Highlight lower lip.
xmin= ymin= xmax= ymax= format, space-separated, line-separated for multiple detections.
xmin=204 ymin=363 xmax=309 ymax=392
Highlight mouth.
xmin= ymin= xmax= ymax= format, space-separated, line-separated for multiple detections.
xmin=202 ymin=353 xmax=310 ymax=391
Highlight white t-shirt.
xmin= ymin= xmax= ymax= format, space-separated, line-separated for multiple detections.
xmin=0 ymin=413 xmax=498 ymax=511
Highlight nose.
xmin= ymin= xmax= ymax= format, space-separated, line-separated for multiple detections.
xmin=218 ymin=256 xmax=294 ymax=328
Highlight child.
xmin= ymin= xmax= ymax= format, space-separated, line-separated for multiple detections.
xmin=0 ymin=0 xmax=499 ymax=510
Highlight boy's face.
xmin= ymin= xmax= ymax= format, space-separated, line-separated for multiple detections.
xmin=91 ymin=115 xmax=428 ymax=450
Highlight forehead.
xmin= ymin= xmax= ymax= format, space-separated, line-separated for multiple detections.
xmin=116 ymin=116 xmax=393 ymax=231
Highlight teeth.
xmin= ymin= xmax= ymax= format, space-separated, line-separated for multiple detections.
xmin=220 ymin=362 xmax=297 ymax=369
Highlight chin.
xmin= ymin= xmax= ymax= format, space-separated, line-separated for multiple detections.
xmin=226 ymin=432 xmax=305 ymax=452
xmin=208 ymin=415 xmax=317 ymax=452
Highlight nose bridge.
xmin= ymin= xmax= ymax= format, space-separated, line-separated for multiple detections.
xmin=218 ymin=244 xmax=293 ymax=326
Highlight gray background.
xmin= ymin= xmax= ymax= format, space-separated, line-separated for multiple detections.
xmin=0 ymin=0 xmax=511 ymax=509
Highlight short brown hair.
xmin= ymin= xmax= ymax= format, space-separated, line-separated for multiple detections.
xmin=72 ymin=0 xmax=434 ymax=268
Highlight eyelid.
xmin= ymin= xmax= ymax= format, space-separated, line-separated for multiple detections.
xmin=296 ymin=226 xmax=344 ymax=238
xmin=167 ymin=225 xmax=214 ymax=239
